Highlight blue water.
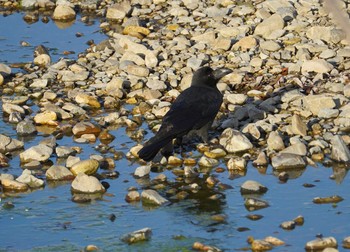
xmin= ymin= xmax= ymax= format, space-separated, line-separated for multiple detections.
xmin=0 ymin=11 xmax=350 ymax=252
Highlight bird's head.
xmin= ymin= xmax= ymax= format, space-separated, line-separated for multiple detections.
xmin=191 ymin=66 xmax=232 ymax=88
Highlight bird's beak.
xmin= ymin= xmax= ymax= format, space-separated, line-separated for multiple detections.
xmin=213 ymin=68 xmax=233 ymax=80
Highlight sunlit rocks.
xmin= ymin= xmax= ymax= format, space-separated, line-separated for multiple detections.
xmin=271 ymin=153 xmax=306 ymax=170
xmin=305 ymin=237 xmax=337 ymax=251
xmin=34 ymin=111 xmax=58 ymax=125
xmin=125 ymin=190 xmax=140 ymax=203
xmin=251 ymin=239 xmax=273 ymax=251
xmin=330 ymin=135 xmax=350 ymax=162
xmin=121 ymin=227 xmax=152 ymax=244
xmin=198 ymin=156 xmax=219 ymax=167
xmin=240 ymin=180 xmax=268 ymax=194
xmin=204 ymin=148 xmax=227 ymax=159
xmin=75 ymin=93 xmax=101 ymax=108
xmin=254 ymin=14 xmax=285 ymax=39
xmin=219 ymin=128 xmax=253 ymax=153
xmin=0 ymin=134 xmax=24 ymax=153
xmin=141 ymin=189 xmax=168 ymax=206
xmin=52 ymin=5 xmax=76 ymax=21
xmin=1 ymin=178 xmax=29 ymax=192
xmin=16 ymin=119 xmax=37 ymax=136
xmin=244 ymin=198 xmax=269 ymax=211
xmin=46 ymin=165 xmax=74 ymax=181
xmin=16 ymin=169 xmax=45 ymax=189
xmin=227 ymin=157 xmax=247 ymax=171
xmin=71 ymin=173 xmax=105 ymax=194
xmin=72 ymin=122 xmax=101 ymax=137
xmin=134 ymin=165 xmax=151 ymax=178
xmin=19 ymin=144 xmax=53 ymax=163
xmin=312 ymin=195 xmax=344 ymax=204
xmin=70 ymin=159 xmax=99 ymax=176
xmin=343 ymin=236 xmax=350 ymax=249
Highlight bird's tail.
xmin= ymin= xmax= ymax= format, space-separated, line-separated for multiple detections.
xmin=138 ymin=135 xmax=172 ymax=161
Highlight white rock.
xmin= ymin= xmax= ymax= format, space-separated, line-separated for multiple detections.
xmin=71 ymin=173 xmax=105 ymax=194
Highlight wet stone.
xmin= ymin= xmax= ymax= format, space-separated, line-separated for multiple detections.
xmin=271 ymin=153 xmax=306 ymax=170
xmin=71 ymin=173 xmax=105 ymax=194
xmin=121 ymin=227 xmax=152 ymax=244
xmin=1 ymin=178 xmax=29 ymax=192
xmin=313 ymin=195 xmax=344 ymax=204
xmin=227 ymin=157 xmax=247 ymax=170
xmin=244 ymin=198 xmax=269 ymax=211
xmin=305 ymin=237 xmax=337 ymax=251
xmin=240 ymin=180 xmax=268 ymax=194
xmin=343 ymin=236 xmax=350 ymax=249
xmin=46 ymin=165 xmax=74 ymax=181
xmin=16 ymin=119 xmax=37 ymax=136
xmin=70 ymin=159 xmax=99 ymax=176
xmin=19 ymin=144 xmax=53 ymax=163
xmin=16 ymin=169 xmax=44 ymax=189
xmin=330 ymin=135 xmax=350 ymax=162
xmin=280 ymin=220 xmax=296 ymax=230
xmin=125 ymin=190 xmax=140 ymax=203
xmin=251 ymin=239 xmax=273 ymax=251
xmin=134 ymin=165 xmax=151 ymax=178
xmin=219 ymin=128 xmax=253 ymax=153
xmin=141 ymin=189 xmax=169 ymax=206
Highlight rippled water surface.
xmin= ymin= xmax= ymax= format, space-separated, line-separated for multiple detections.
xmin=0 ymin=12 xmax=350 ymax=252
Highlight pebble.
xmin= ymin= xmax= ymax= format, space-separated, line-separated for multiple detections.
xmin=1 ymin=178 xmax=29 ymax=192
xmin=134 ymin=165 xmax=151 ymax=178
xmin=330 ymin=135 xmax=350 ymax=162
xmin=219 ymin=128 xmax=253 ymax=153
xmin=46 ymin=165 xmax=74 ymax=181
xmin=19 ymin=144 xmax=53 ymax=163
xmin=71 ymin=173 xmax=105 ymax=194
xmin=121 ymin=227 xmax=152 ymax=244
xmin=70 ymin=159 xmax=99 ymax=176
xmin=271 ymin=153 xmax=307 ymax=170
xmin=240 ymin=180 xmax=268 ymax=194
xmin=305 ymin=237 xmax=337 ymax=251
xmin=244 ymin=198 xmax=269 ymax=211
xmin=141 ymin=189 xmax=169 ymax=206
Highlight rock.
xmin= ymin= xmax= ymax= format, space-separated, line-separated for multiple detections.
xmin=271 ymin=153 xmax=306 ymax=170
xmin=253 ymin=151 xmax=269 ymax=166
xmin=134 ymin=165 xmax=151 ymax=178
xmin=70 ymin=159 xmax=99 ymax=176
xmin=71 ymin=173 xmax=105 ymax=194
xmin=19 ymin=144 xmax=53 ymax=163
xmin=260 ymin=40 xmax=281 ymax=52
xmin=66 ymin=156 xmax=80 ymax=168
xmin=227 ymin=157 xmax=247 ymax=170
xmin=343 ymin=236 xmax=350 ymax=249
xmin=2 ymin=103 xmax=25 ymax=116
xmin=141 ymin=189 xmax=168 ymax=205
xmin=0 ymin=134 xmax=24 ymax=153
xmin=301 ymin=59 xmax=334 ymax=74
xmin=34 ymin=54 xmax=51 ymax=67
xmin=72 ymin=122 xmax=101 ymax=137
xmin=232 ymin=36 xmax=257 ymax=51
xmin=219 ymin=128 xmax=253 ymax=153
xmin=244 ymin=198 xmax=269 ymax=211
xmin=60 ymin=70 xmax=89 ymax=82
xmin=75 ymin=93 xmax=101 ymax=108
xmin=46 ymin=165 xmax=74 ymax=180
xmin=125 ymin=190 xmax=140 ymax=202
xmin=267 ymin=131 xmax=285 ymax=151
xmin=331 ymin=135 xmax=350 ymax=162
xmin=198 ymin=156 xmax=219 ymax=167
xmin=306 ymin=26 xmax=345 ymax=44
xmin=305 ymin=237 xmax=337 ymax=251
xmin=280 ymin=221 xmax=296 ymax=230
xmin=34 ymin=111 xmax=58 ymax=125
xmin=303 ymin=95 xmax=336 ymax=116
xmin=254 ymin=14 xmax=285 ymax=39
xmin=123 ymin=26 xmax=150 ymax=39
xmin=1 ymin=178 xmax=29 ymax=192
xmin=251 ymin=240 xmax=273 ymax=251
xmin=204 ymin=148 xmax=227 ymax=159
xmin=226 ymin=93 xmax=247 ymax=105
xmin=291 ymin=114 xmax=307 ymax=136
xmin=16 ymin=119 xmax=37 ymax=136
xmin=121 ymin=228 xmax=152 ymax=244
xmin=240 ymin=180 xmax=268 ymax=194
xmin=52 ymin=4 xmax=76 ymax=21
xmin=280 ymin=142 xmax=308 ymax=156
xmin=313 ymin=195 xmax=343 ymax=204
xmin=16 ymin=169 xmax=45 ymax=188
xmin=106 ymin=2 xmax=131 ymax=21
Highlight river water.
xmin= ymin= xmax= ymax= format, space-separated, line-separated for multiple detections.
xmin=0 ymin=12 xmax=349 ymax=252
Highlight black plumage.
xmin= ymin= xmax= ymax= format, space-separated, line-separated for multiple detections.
xmin=138 ymin=66 xmax=232 ymax=161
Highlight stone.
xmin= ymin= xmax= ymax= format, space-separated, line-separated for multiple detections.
xmin=306 ymin=26 xmax=345 ymax=44
xmin=260 ymin=40 xmax=281 ymax=52
xmin=291 ymin=114 xmax=307 ymax=136
xmin=198 ymin=156 xmax=219 ymax=167
xmin=16 ymin=119 xmax=37 ymax=136
xmin=244 ymin=198 xmax=269 ymax=210
xmin=267 ymin=131 xmax=285 ymax=151
xmin=318 ymin=108 xmax=339 ymax=119
xmin=305 ymin=237 xmax=337 ymax=251
xmin=106 ymin=2 xmax=131 ymax=21
xmin=227 ymin=157 xmax=247 ymax=170
xmin=254 ymin=14 xmax=285 ymax=39
xmin=19 ymin=144 xmax=53 ymax=163
xmin=232 ymin=36 xmax=257 ymax=51
xmin=253 ymin=151 xmax=269 ymax=166
xmin=271 ymin=153 xmax=307 ymax=170
xmin=52 ymin=5 xmax=76 ymax=21
xmin=121 ymin=228 xmax=152 ymax=244
xmin=71 ymin=173 xmax=106 ymax=194
xmin=16 ymin=169 xmax=45 ymax=188
xmin=34 ymin=111 xmax=57 ymax=125
xmin=226 ymin=93 xmax=247 ymax=105
xmin=70 ymin=159 xmax=99 ymax=176
xmin=1 ymin=178 xmax=29 ymax=192
xmin=303 ymin=95 xmax=336 ymax=116
xmin=251 ymin=240 xmax=273 ymax=251
xmin=204 ymin=148 xmax=227 ymax=159
xmin=219 ymin=128 xmax=253 ymax=153
xmin=75 ymin=93 xmax=101 ymax=108
xmin=240 ymin=180 xmax=268 ymax=194
xmin=301 ymin=59 xmax=333 ymax=74
xmin=125 ymin=190 xmax=141 ymax=202
xmin=60 ymin=70 xmax=89 ymax=82
xmin=141 ymin=189 xmax=168 ymax=205
xmin=0 ymin=134 xmax=24 ymax=153
xmin=2 ymin=103 xmax=25 ymax=116
xmin=46 ymin=165 xmax=74 ymax=180
xmin=56 ymin=146 xmax=76 ymax=158
xmin=72 ymin=122 xmax=101 ymax=137
xmin=280 ymin=142 xmax=308 ymax=156
xmin=33 ymin=54 xmax=51 ymax=67
xmin=134 ymin=165 xmax=151 ymax=178
xmin=331 ymin=135 xmax=350 ymax=162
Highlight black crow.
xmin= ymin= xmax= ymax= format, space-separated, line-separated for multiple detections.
xmin=138 ymin=66 xmax=232 ymax=161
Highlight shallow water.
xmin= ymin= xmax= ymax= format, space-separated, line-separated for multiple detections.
xmin=0 ymin=12 xmax=350 ymax=252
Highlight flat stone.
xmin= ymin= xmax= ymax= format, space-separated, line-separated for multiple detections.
xmin=46 ymin=165 xmax=74 ymax=180
xmin=121 ymin=228 xmax=152 ymax=244
xmin=1 ymin=178 xmax=29 ymax=192
xmin=141 ymin=189 xmax=168 ymax=205
xmin=301 ymin=59 xmax=333 ymax=74
xmin=305 ymin=237 xmax=337 ymax=251
xmin=16 ymin=169 xmax=45 ymax=188
xmin=254 ymin=14 xmax=285 ymax=39
xmin=19 ymin=144 xmax=53 ymax=163
xmin=331 ymin=135 xmax=350 ymax=162
xmin=303 ymin=95 xmax=336 ymax=116
xmin=271 ymin=153 xmax=307 ymax=170
xmin=72 ymin=122 xmax=101 ymax=137
xmin=71 ymin=173 xmax=105 ymax=194
xmin=280 ymin=142 xmax=308 ymax=156
xmin=34 ymin=111 xmax=58 ymax=125
xmin=240 ymin=180 xmax=268 ymax=194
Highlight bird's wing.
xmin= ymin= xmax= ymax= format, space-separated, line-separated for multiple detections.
xmin=157 ymin=86 xmax=222 ymax=138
